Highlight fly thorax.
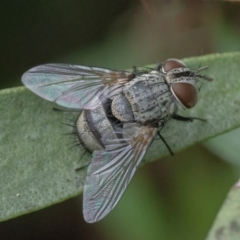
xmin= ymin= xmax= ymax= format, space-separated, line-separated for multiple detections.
xmin=111 ymin=94 xmax=134 ymax=122
xmin=122 ymin=72 xmax=172 ymax=124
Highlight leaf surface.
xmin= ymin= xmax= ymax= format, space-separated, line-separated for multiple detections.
xmin=0 ymin=52 xmax=240 ymax=222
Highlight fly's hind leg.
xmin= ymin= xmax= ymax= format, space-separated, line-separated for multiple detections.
xmin=75 ymin=161 xmax=91 ymax=172
xmin=75 ymin=150 xmax=92 ymax=171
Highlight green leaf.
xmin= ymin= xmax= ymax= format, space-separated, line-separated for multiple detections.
xmin=206 ymin=180 xmax=240 ymax=240
xmin=0 ymin=52 xmax=240 ymax=222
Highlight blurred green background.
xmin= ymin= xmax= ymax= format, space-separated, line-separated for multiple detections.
xmin=1 ymin=0 xmax=240 ymax=239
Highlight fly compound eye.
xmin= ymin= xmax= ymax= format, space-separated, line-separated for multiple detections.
xmin=171 ymin=82 xmax=198 ymax=108
xmin=163 ymin=59 xmax=186 ymax=73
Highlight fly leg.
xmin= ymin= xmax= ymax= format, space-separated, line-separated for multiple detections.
xmin=157 ymin=131 xmax=174 ymax=156
xmin=52 ymin=107 xmax=81 ymax=113
xmin=75 ymin=161 xmax=91 ymax=172
xmin=156 ymin=63 xmax=163 ymax=71
xmin=172 ymin=113 xmax=206 ymax=122
xmin=131 ymin=66 xmax=152 ymax=77
xmin=75 ymin=150 xmax=91 ymax=171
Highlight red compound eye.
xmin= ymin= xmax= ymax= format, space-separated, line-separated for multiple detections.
xmin=171 ymin=82 xmax=198 ymax=108
xmin=163 ymin=59 xmax=186 ymax=72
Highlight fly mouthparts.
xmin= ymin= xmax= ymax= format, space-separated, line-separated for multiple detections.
xmin=196 ymin=74 xmax=213 ymax=82
xmin=195 ymin=66 xmax=213 ymax=82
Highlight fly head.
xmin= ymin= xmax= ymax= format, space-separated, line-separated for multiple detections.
xmin=160 ymin=58 xmax=213 ymax=109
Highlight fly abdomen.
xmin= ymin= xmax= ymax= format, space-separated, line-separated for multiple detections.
xmin=75 ymin=98 xmax=120 ymax=152
xmin=75 ymin=110 xmax=104 ymax=152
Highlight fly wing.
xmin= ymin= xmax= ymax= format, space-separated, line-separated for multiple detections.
xmin=22 ymin=64 xmax=132 ymax=109
xmin=83 ymin=123 xmax=157 ymax=223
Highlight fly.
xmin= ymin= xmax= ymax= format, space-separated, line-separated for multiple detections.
xmin=22 ymin=58 xmax=213 ymax=223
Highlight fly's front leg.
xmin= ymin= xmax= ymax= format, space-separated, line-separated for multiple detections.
xmin=172 ymin=113 xmax=206 ymax=122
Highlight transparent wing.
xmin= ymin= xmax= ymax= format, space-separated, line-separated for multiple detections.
xmin=83 ymin=123 xmax=157 ymax=223
xmin=22 ymin=64 xmax=132 ymax=109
